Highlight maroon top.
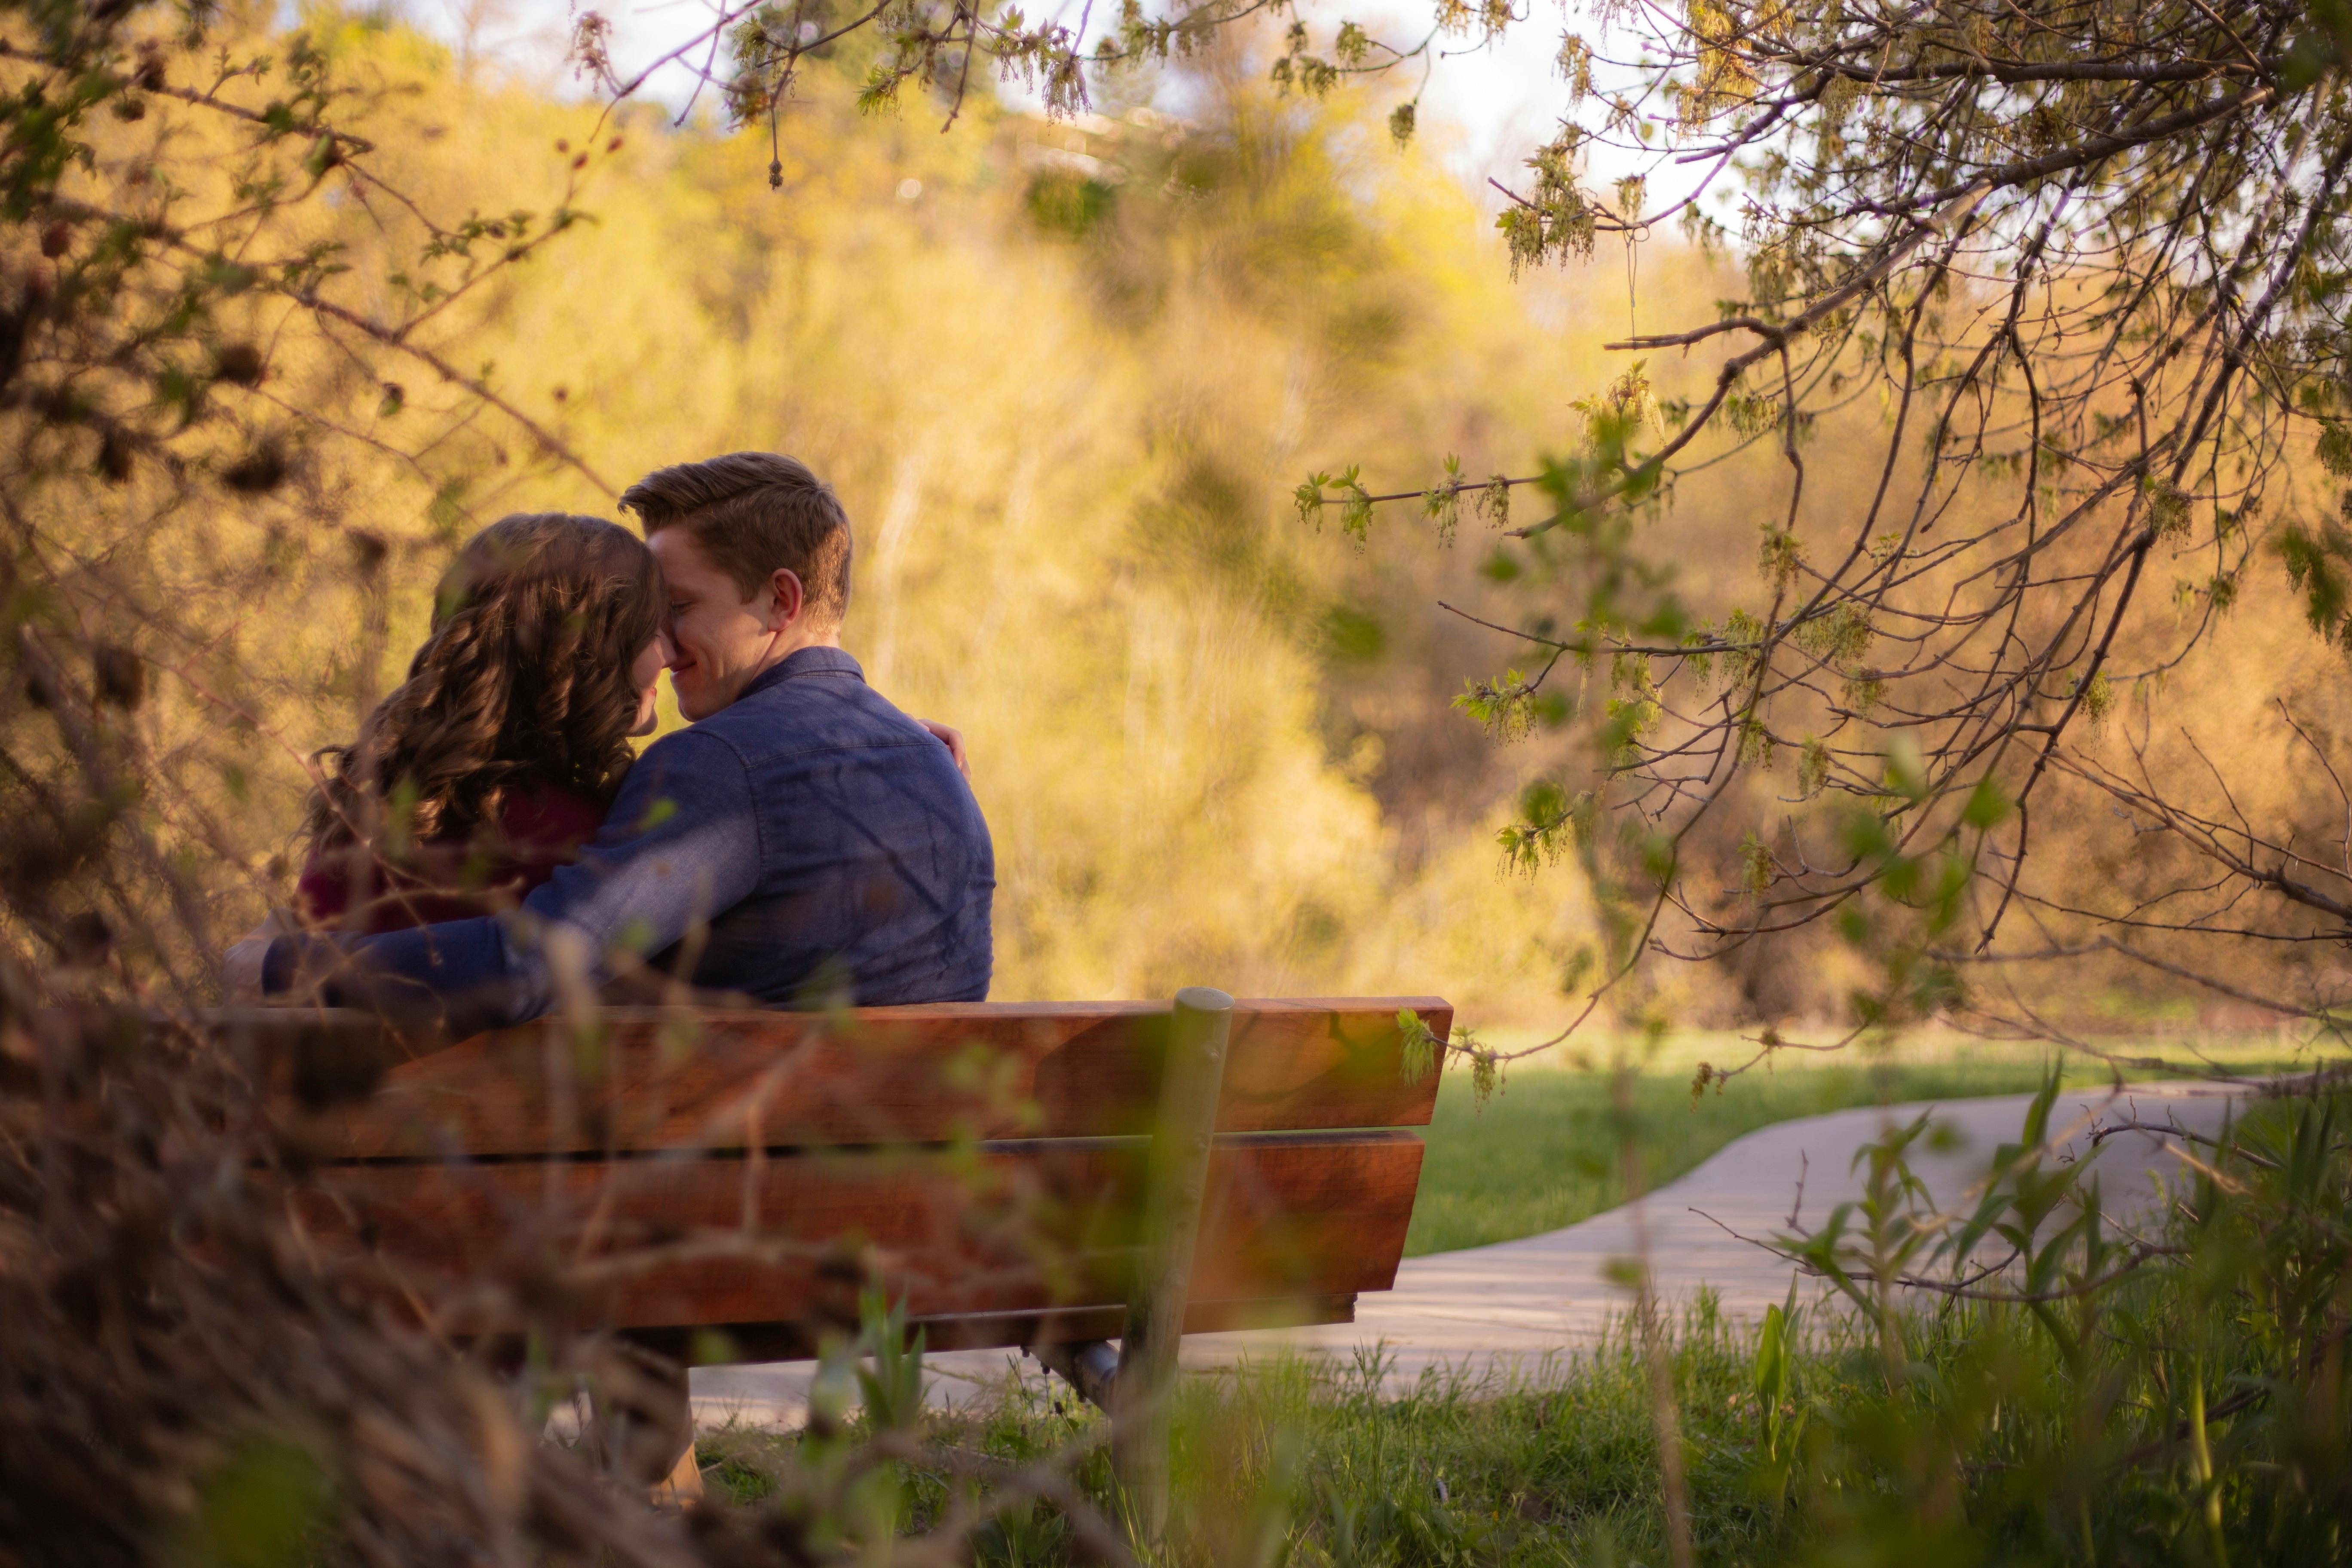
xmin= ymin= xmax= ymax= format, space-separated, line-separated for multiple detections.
xmin=295 ymin=776 xmax=606 ymax=934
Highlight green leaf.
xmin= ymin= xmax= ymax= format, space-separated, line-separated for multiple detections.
xmin=1323 ymin=603 xmax=1386 ymax=663
xmin=853 ymin=1288 xmax=926 ymax=1430
xmin=1961 ymin=774 xmax=2012 ymax=829
xmin=1396 ymin=1008 xmax=1442 ymax=1082
xmin=180 ymin=1436 xmax=331 ymax=1568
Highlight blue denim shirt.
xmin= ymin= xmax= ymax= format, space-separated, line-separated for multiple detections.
xmin=268 ymin=647 xmax=994 ymax=1030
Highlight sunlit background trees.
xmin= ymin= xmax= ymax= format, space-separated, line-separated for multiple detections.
xmin=28 ymin=0 xmax=2352 ymax=1043
xmin=3 ymin=0 xmax=1643 ymax=1023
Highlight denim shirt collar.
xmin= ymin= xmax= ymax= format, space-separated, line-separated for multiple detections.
xmin=740 ymin=644 xmax=865 ymax=702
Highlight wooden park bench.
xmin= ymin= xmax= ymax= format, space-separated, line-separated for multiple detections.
xmin=228 ymin=989 xmax=1451 ymax=1533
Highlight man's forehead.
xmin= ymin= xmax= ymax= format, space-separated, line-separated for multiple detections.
xmin=647 ymin=526 xmax=719 ymax=581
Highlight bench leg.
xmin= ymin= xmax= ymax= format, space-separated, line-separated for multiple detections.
xmin=1029 ymin=1338 xmax=1119 ymax=1409
xmin=1112 ymin=986 xmax=1233 ymax=1547
xmin=579 ymin=1342 xmax=702 ymax=1509
xmin=649 ymin=1434 xmax=706 ymax=1511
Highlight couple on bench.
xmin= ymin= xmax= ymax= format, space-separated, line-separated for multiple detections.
xmin=233 ymin=451 xmax=995 ymax=1033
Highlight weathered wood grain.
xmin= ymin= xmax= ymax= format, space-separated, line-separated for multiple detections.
xmin=1117 ymin=986 xmax=1232 ymax=1539
xmin=262 ymin=998 xmax=1450 ymax=1158
xmin=296 ymin=1130 xmax=1424 ymax=1336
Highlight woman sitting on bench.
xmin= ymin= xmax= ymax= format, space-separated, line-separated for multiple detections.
xmin=293 ymin=512 xmax=673 ymax=933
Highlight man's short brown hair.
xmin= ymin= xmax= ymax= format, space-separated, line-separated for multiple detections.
xmin=620 ymin=452 xmax=853 ymax=625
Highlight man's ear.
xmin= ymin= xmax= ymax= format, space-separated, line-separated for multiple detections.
xmin=766 ymin=568 xmax=807 ymax=631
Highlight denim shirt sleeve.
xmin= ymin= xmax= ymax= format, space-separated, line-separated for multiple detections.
xmin=267 ymin=729 xmax=762 ymax=1034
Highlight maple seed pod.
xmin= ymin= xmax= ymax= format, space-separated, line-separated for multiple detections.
xmin=347 ymin=530 xmax=389 ymax=577
xmin=96 ymin=429 xmax=132 ymax=482
xmin=222 ymin=444 xmax=288 ymax=493
xmin=93 ymin=643 xmax=144 ymax=710
xmin=214 ymin=342 xmax=265 ymax=386
xmin=22 ymin=659 xmax=59 ymax=710
xmin=59 ymin=910 xmax=113 ymax=966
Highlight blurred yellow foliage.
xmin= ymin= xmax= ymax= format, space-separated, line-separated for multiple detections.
xmin=175 ymin=17 xmax=1690 ymax=1016
xmin=24 ymin=5 xmax=2352 ymax=1038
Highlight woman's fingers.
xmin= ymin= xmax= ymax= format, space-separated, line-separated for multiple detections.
xmin=917 ymin=719 xmax=969 ymax=780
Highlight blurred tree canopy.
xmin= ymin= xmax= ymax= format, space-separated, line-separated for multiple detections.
xmin=1412 ymin=0 xmax=2352 ymax=1053
xmin=0 ymin=0 xmax=1627 ymax=1017
xmin=21 ymin=0 xmax=2352 ymax=1050
xmin=619 ymin=0 xmax=2352 ymax=1050
xmin=1405 ymin=0 xmax=2352 ymax=1053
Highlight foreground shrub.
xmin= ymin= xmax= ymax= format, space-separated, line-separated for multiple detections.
xmin=698 ymin=1081 xmax=2352 ymax=1567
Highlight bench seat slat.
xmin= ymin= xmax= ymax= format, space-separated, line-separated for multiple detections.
xmin=297 ymin=1129 xmax=1424 ymax=1337
xmin=622 ymin=1294 xmax=1362 ymax=1363
xmin=269 ymin=998 xmax=1450 ymax=1159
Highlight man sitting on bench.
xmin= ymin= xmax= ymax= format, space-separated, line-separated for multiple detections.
xmin=260 ymin=451 xmax=995 ymax=1030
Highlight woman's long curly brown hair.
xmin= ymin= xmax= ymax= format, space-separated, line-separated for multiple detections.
xmin=305 ymin=513 xmax=664 ymax=852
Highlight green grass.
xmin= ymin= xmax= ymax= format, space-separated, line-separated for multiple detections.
xmin=697 ymin=1310 xmax=1785 ymax=1567
xmin=1403 ymin=1032 xmax=2321 ymax=1256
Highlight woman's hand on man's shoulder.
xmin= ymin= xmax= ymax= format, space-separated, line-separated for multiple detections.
xmin=915 ymin=719 xmax=968 ymax=780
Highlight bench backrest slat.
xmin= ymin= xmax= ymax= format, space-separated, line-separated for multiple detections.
xmin=297 ymin=1128 xmax=1424 ymax=1335
xmin=253 ymin=997 xmax=1451 ymax=1159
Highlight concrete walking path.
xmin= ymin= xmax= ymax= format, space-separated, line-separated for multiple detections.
xmin=1175 ymin=1076 xmax=2244 ymax=1389
xmin=688 ymin=1078 xmax=2250 ymax=1425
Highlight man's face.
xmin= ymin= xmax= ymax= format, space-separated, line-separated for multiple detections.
xmin=649 ymin=527 xmax=781 ymax=721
